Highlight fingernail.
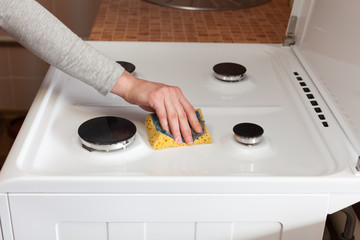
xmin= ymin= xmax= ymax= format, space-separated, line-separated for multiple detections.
xmin=176 ymin=137 xmax=183 ymax=144
xmin=186 ymin=137 xmax=194 ymax=144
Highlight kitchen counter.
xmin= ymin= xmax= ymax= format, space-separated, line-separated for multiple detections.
xmin=89 ymin=0 xmax=291 ymax=43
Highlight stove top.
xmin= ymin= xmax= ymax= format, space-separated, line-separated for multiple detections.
xmin=5 ymin=42 xmax=352 ymax=180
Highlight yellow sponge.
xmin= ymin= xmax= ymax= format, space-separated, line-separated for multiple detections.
xmin=145 ymin=109 xmax=212 ymax=150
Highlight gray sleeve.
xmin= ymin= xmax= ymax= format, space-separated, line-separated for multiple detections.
xmin=0 ymin=0 xmax=124 ymax=95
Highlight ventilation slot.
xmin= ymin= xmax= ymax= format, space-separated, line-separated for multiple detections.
xmin=293 ymin=72 xmax=329 ymax=127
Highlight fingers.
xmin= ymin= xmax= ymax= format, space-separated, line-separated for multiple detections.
xmin=157 ymin=87 xmax=202 ymax=145
xmin=180 ymin=96 xmax=203 ymax=134
xmin=156 ymin=104 xmax=170 ymax=133
xmin=165 ymin=99 xmax=192 ymax=144
xmin=177 ymin=110 xmax=195 ymax=144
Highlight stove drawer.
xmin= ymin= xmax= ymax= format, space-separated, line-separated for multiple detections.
xmin=56 ymin=221 xmax=281 ymax=240
xmin=7 ymin=194 xmax=329 ymax=240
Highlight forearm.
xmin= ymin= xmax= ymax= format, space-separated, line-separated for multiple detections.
xmin=0 ymin=0 xmax=123 ymax=95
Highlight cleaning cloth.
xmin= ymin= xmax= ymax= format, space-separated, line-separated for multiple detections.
xmin=145 ymin=109 xmax=211 ymax=149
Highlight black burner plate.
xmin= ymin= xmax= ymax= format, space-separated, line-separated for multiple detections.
xmin=78 ymin=116 xmax=136 ymax=146
xmin=213 ymin=62 xmax=246 ymax=77
xmin=116 ymin=61 xmax=136 ymax=73
xmin=233 ymin=122 xmax=264 ymax=145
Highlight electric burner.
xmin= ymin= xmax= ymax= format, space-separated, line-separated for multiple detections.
xmin=213 ymin=62 xmax=247 ymax=82
xmin=78 ymin=116 xmax=136 ymax=152
xmin=116 ymin=61 xmax=136 ymax=73
xmin=233 ymin=122 xmax=264 ymax=145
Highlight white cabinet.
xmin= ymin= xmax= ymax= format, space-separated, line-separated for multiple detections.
xmin=7 ymin=194 xmax=329 ymax=240
xmin=195 ymin=222 xmax=282 ymax=240
xmin=232 ymin=222 xmax=282 ymax=240
xmin=109 ymin=222 xmax=195 ymax=240
xmin=108 ymin=223 xmax=145 ymax=240
xmin=196 ymin=222 xmax=232 ymax=240
xmin=57 ymin=222 xmax=107 ymax=240
xmin=54 ymin=222 xmax=282 ymax=240
xmin=146 ymin=222 xmax=195 ymax=240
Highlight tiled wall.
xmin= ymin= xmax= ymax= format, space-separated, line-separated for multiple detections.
xmin=90 ymin=0 xmax=290 ymax=43
xmin=0 ymin=42 xmax=49 ymax=110
xmin=0 ymin=0 xmax=101 ymax=110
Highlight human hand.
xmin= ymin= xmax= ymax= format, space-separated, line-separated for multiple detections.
xmin=111 ymin=71 xmax=203 ymax=145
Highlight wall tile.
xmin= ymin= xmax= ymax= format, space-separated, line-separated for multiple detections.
xmin=36 ymin=0 xmax=55 ymax=13
xmin=0 ymin=29 xmax=10 ymax=39
xmin=8 ymin=44 xmax=49 ymax=79
xmin=12 ymin=77 xmax=43 ymax=110
xmin=55 ymin=0 xmax=102 ymax=39
xmin=0 ymin=78 xmax=14 ymax=109
xmin=89 ymin=0 xmax=290 ymax=43
xmin=0 ymin=45 xmax=10 ymax=78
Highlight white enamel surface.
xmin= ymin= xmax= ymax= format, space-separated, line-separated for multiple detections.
xmin=292 ymin=0 xmax=360 ymax=154
xmin=8 ymin=194 xmax=330 ymax=240
xmin=2 ymin=42 xmax=350 ymax=178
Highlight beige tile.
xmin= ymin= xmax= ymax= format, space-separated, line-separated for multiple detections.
xmin=12 ymin=77 xmax=43 ymax=110
xmin=8 ymin=45 xmax=49 ymax=78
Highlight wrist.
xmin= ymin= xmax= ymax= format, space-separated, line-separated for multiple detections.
xmin=110 ymin=71 xmax=136 ymax=101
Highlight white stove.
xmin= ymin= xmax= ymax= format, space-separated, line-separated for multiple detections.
xmin=6 ymin=43 xmax=349 ymax=178
xmin=1 ymin=0 xmax=360 ymax=240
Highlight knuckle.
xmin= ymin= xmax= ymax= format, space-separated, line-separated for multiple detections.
xmin=169 ymin=111 xmax=178 ymax=120
xmin=157 ymin=112 xmax=167 ymax=120
xmin=178 ymin=111 xmax=187 ymax=121
xmin=173 ymin=86 xmax=183 ymax=95
xmin=164 ymin=86 xmax=181 ymax=95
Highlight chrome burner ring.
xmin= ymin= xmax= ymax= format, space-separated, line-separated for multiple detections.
xmin=80 ymin=135 xmax=136 ymax=152
xmin=213 ymin=72 xmax=246 ymax=82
